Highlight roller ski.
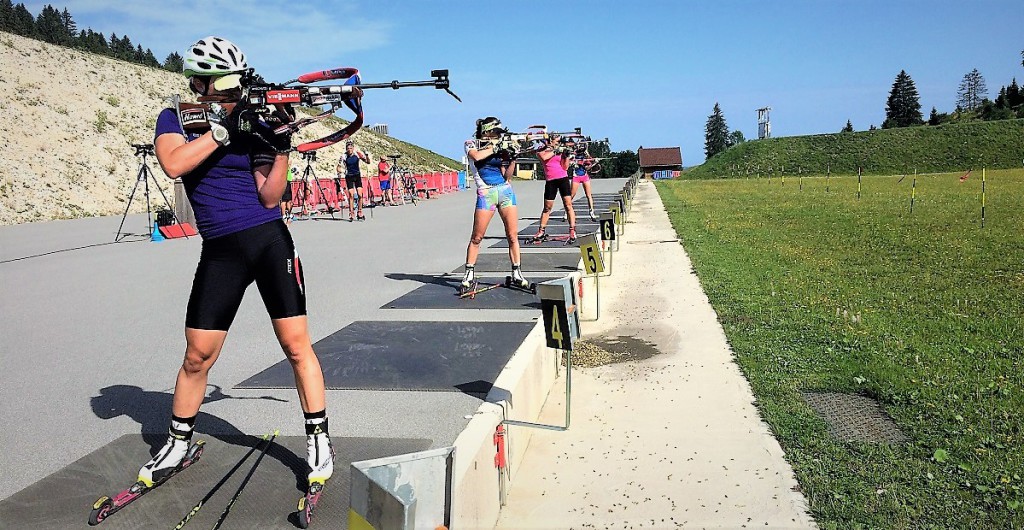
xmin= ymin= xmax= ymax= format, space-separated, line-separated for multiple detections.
xmin=505 ymin=267 xmax=537 ymax=295
xmin=296 ymin=415 xmax=334 ymax=528
xmin=459 ymin=281 xmax=502 ymax=299
xmin=588 ymin=209 xmax=597 ymax=222
xmin=527 ymin=229 xmax=548 ymax=245
xmin=565 ymin=227 xmax=578 ymax=246
xmin=458 ymin=264 xmax=480 ymax=298
xmin=89 ymin=440 xmax=205 ymax=525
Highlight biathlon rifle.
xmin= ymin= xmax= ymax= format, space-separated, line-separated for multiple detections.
xmin=240 ymin=68 xmax=461 ymax=152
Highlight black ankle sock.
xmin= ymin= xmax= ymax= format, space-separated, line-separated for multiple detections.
xmin=171 ymin=414 xmax=197 ymax=427
xmin=304 ymin=409 xmax=329 ymax=436
xmin=169 ymin=414 xmax=196 ymax=441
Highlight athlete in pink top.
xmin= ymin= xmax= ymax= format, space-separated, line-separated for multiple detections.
xmin=531 ymin=134 xmax=577 ymax=244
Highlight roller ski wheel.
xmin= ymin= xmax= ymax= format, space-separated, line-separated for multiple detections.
xmin=458 ymin=280 xmax=478 ymax=298
xmin=88 ymin=440 xmax=205 ymax=526
xmin=505 ymin=276 xmax=537 ymax=295
xmin=296 ymin=480 xmax=325 ymax=529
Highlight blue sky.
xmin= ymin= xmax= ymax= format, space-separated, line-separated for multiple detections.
xmin=30 ymin=1 xmax=1024 ymax=163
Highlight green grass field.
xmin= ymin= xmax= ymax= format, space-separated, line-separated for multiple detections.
xmin=657 ymin=170 xmax=1024 ymax=529
xmin=685 ymin=119 xmax=1024 ymax=179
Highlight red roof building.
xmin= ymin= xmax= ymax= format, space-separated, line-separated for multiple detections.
xmin=637 ymin=146 xmax=683 ymax=179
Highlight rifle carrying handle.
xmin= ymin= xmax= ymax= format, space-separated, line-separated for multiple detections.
xmin=296 ymin=67 xmax=360 ymax=84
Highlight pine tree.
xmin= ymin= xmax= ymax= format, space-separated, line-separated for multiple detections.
xmin=143 ymin=48 xmax=159 ymax=67
xmin=0 ymin=0 xmax=14 ymax=31
xmin=164 ymin=52 xmax=184 ymax=72
xmin=995 ymin=86 xmax=1008 ymax=109
xmin=1007 ymin=79 xmax=1021 ymax=109
xmin=957 ymin=68 xmax=988 ymax=112
xmin=841 ymin=120 xmax=853 ymax=133
xmin=928 ymin=107 xmax=940 ymax=125
xmin=704 ymin=102 xmax=729 ymax=159
xmin=60 ymin=7 xmax=75 ymax=43
xmin=884 ymin=70 xmax=924 ymax=128
xmin=34 ymin=4 xmax=63 ymax=44
xmin=10 ymin=2 xmax=34 ymax=36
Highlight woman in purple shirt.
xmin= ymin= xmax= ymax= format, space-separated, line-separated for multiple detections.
xmin=141 ymin=36 xmax=353 ymax=496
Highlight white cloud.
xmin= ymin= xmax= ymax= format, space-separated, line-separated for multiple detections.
xmin=30 ymin=0 xmax=392 ymax=78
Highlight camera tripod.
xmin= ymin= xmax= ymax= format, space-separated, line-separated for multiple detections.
xmin=295 ymin=151 xmax=338 ymax=220
xmin=388 ymin=154 xmax=418 ymax=206
xmin=115 ymin=143 xmax=185 ymax=242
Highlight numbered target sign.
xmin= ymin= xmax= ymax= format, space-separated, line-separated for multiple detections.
xmin=610 ymin=202 xmax=622 ymax=227
xmin=599 ymin=211 xmax=616 ymax=241
xmin=578 ymin=233 xmax=604 ymax=274
xmin=538 ymin=283 xmax=572 ymax=350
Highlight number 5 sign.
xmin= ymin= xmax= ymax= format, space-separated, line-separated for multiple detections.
xmin=578 ymin=233 xmax=604 ymax=275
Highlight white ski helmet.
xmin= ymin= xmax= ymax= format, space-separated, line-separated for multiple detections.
xmin=182 ymin=36 xmax=248 ymax=78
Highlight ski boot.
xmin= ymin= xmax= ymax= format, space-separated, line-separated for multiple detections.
xmin=589 ymin=209 xmax=597 ymax=222
xmin=297 ymin=427 xmax=334 ymax=529
xmin=566 ymin=227 xmax=577 ymax=246
xmin=528 ymin=229 xmax=548 ymax=244
xmin=459 ymin=265 xmax=477 ymax=297
xmin=89 ymin=436 xmax=204 ymax=525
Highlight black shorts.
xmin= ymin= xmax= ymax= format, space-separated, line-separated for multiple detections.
xmin=544 ymin=177 xmax=573 ymax=201
xmin=345 ymin=175 xmax=362 ymax=189
xmin=185 ymin=220 xmax=306 ymax=330
xmin=281 ymin=182 xmax=293 ymax=202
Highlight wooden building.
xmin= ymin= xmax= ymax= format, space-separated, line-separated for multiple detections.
xmin=637 ymin=146 xmax=683 ymax=179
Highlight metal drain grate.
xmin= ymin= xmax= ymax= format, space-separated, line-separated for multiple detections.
xmin=802 ymin=392 xmax=909 ymax=444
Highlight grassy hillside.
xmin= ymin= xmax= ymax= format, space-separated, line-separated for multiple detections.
xmin=686 ymin=119 xmax=1024 ymax=179
xmin=0 ymin=30 xmax=459 ymax=225
xmin=657 ymin=170 xmax=1024 ymax=528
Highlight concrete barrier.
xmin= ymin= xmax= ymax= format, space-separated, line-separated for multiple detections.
xmin=449 ymin=270 xmax=581 ymax=529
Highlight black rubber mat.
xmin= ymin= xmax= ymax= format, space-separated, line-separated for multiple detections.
xmin=0 ymin=434 xmax=430 ymax=530
xmin=517 ymin=221 xmax=599 ymax=236
xmin=451 ymin=252 xmax=579 ymax=273
xmin=236 ymin=321 xmax=538 ymax=394
xmin=382 ymin=275 xmax=553 ymax=310
xmin=490 ymin=226 xmax=600 ymax=249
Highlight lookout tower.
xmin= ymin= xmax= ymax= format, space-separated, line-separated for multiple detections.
xmin=757 ymin=106 xmax=771 ymax=139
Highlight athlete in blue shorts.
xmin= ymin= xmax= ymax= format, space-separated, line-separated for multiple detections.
xmin=461 ymin=117 xmax=530 ymax=292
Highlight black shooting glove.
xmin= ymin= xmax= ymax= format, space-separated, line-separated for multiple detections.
xmin=249 ymin=120 xmax=293 ymax=154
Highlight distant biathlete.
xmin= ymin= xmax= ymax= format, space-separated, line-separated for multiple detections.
xmin=570 ymin=144 xmax=598 ymax=221
xmin=530 ymin=134 xmax=576 ymax=244
xmin=461 ymin=117 xmax=531 ymax=294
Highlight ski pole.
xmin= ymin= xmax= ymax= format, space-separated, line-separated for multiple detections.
xmin=210 ymin=429 xmax=279 ymax=530
xmin=172 ymin=431 xmax=274 ymax=529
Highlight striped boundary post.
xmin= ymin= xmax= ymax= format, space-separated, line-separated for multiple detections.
xmin=982 ymin=168 xmax=986 ymax=228
xmin=910 ymin=169 xmax=917 ymax=214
